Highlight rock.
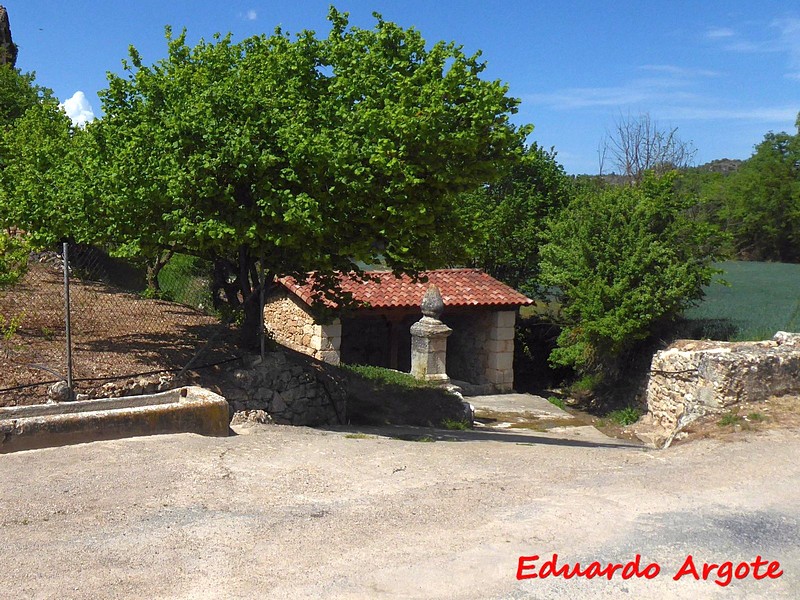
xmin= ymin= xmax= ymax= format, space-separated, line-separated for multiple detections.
xmin=75 ymin=393 xmax=89 ymax=401
xmin=230 ymin=410 xmax=273 ymax=425
xmin=231 ymin=369 xmax=252 ymax=388
xmin=47 ymin=380 xmax=72 ymax=403
xmin=270 ymin=393 xmax=287 ymax=414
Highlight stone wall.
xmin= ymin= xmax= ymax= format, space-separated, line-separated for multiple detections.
xmin=642 ymin=331 xmax=800 ymax=435
xmin=224 ymin=352 xmax=346 ymax=426
xmin=263 ymin=290 xmax=341 ymax=364
xmin=444 ymin=309 xmax=516 ymax=392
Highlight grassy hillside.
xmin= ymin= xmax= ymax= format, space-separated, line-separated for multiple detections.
xmin=682 ymin=261 xmax=800 ymax=341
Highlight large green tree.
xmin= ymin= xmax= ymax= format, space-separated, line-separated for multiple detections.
xmin=456 ymin=143 xmax=573 ymax=297
xmin=0 ymin=64 xmax=57 ymax=285
xmin=540 ymin=173 xmax=723 ymax=378
xmin=88 ymin=8 xmax=529 ymax=345
xmin=714 ymin=115 xmax=800 ymax=262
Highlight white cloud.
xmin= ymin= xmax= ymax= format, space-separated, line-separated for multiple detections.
xmin=59 ymin=91 xmax=95 ymax=127
xmin=706 ymin=27 xmax=735 ymax=39
xmin=659 ymin=106 xmax=799 ymax=122
xmin=246 ymin=9 xmax=257 ymax=21
xmin=772 ymin=17 xmax=800 ymax=70
xmin=638 ymin=64 xmax=721 ymax=78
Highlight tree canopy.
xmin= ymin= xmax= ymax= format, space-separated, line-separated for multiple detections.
xmin=457 ymin=143 xmax=573 ymax=297
xmin=5 ymin=8 xmax=529 ymax=344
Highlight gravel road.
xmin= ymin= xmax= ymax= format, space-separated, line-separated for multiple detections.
xmin=1 ymin=423 xmax=798 ymax=599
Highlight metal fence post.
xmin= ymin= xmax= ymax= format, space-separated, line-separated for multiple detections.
xmin=62 ymin=241 xmax=74 ymax=399
xmin=259 ymin=251 xmax=266 ymax=360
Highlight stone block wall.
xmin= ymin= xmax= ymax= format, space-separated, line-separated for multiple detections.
xmin=645 ymin=332 xmax=800 ymax=431
xmin=444 ymin=309 xmax=516 ymax=392
xmin=263 ymin=290 xmax=341 ymax=364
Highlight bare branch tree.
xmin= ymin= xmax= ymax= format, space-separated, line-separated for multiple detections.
xmin=599 ymin=112 xmax=697 ymax=183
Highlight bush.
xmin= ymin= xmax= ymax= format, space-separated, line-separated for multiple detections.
xmin=540 ymin=173 xmax=723 ymax=377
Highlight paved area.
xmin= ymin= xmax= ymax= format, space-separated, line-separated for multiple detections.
xmin=1 ymin=422 xmax=798 ymax=599
xmin=469 ymin=393 xmax=574 ymax=419
xmin=467 ymin=392 xmax=633 ymax=446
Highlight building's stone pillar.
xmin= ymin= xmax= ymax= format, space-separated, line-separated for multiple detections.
xmin=484 ymin=310 xmax=516 ymax=392
xmin=314 ymin=319 xmax=342 ymax=365
xmin=410 ymin=285 xmax=452 ymax=384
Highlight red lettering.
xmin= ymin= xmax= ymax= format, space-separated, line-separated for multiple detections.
xmin=583 ymin=561 xmax=604 ymax=579
xmin=643 ymin=562 xmax=661 ymax=579
xmin=766 ymin=561 xmax=783 ymax=579
xmin=516 ymin=555 xmax=539 ymax=580
xmin=604 ymin=562 xmax=624 ymax=580
xmin=751 ymin=556 xmax=770 ymax=580
xmin=715 ymin=562 xmax=733 ymax=587
xmin=540 ymin=554 xmax=568 ymax=578
xmin=701 ymin=562 xmax=719 ymax=579
xmin=673 ymin=554 xmax=700 ymax=581
xmin=734 ymin=562 xmax=750 ymax=579
xmin=620 ymin=554 xmax=660 ymax=580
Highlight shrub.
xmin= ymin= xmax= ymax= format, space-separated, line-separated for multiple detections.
xmin=540 ymin=173 xmax=723 ymax=377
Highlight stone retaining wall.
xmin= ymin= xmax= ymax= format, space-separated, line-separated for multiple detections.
xmin=223 ymin=352 xmax=346 ymax=426
xmin=643 ymin=332 xmax=800 ymax=434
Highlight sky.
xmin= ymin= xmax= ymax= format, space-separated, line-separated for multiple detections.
xmin=4 ymin=0 xmax=799 ymax=174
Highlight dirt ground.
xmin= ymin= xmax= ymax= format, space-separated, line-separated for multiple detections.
xmin=1 ymin=420 xmax=798 ymax=599
xmin=0 ymin=262 xmax=239 ymax=406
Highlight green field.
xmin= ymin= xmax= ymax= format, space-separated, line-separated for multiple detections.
xmin=682 ymin=261 xmax=800 ymax=341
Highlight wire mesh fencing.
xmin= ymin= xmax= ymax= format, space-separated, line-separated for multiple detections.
xmin=0 ymin=242 xmax=246 ymax=406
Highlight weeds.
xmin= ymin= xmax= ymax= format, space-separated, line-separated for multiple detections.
xmin=0 ymin=312 xmax=24 ymax=341
xmin=344 ymin=433 xmax=373 ymax=439
xmin=441 ymin=418 xmax=471 ymax=431
xmin=605 ymin=406 xmax=641 ymax=426
xmin=547 ymin=396 xmax=567 ymax=410
xmin=718 ymin=411 xmax=743 ymax=427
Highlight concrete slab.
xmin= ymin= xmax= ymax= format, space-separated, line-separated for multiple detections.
xmin=0 ymin=386 xmax=229 ymax=453
xmin=467 ymin=392 xmax=642 ymax=447
xmin=469 ymin=392 xmax=574 ymax=420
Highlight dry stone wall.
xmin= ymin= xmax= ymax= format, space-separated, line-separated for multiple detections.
xmin=224 ymin=352 xmax=346 ymax=426
xmin=263 ymin=290 xmax=341 ymax=364
xmin=639 ymin=332 xmax=800 ymax=443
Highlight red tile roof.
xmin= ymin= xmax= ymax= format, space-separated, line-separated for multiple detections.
xmin=278 ymin=269 xmax=533 ymax=310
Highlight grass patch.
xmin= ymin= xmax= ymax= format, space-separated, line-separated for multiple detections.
xmin=746 ymin=412 xmax=767 ymax=423
xmin=156 ymin=253 xmax=213 ymax=310
xmin=547 ymin=396 xmax=567 ymax=410
xmin=393 ymin=434 xmax=436 ymax=442
xmin=683 ymin=261 xmax=800 ymax=341
xmin=441 ymin=418 xmax=471 ymax=431
xmin=605 ymin=406 xmax=641 ymax=426
xmin=718 ymin=411 xmax=743 ymax=427
xmin=344 ymin=433 xmax=373 ymax=439
xmin=340 ymin=364 xmax=434 ymax=389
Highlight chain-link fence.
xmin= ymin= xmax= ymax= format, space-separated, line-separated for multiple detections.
xmin=0 ymin=242 xmax=249 ymax=406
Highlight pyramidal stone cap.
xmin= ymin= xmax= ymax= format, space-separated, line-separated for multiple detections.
xmin=420 ymin=284 xmax=444 ymax=319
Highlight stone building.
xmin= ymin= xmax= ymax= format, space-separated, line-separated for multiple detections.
xmin=263 ymin=269 xmax=532 ymax=392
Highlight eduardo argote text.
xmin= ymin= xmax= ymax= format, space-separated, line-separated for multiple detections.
xmin=516 ymin=553 xmax=783 ymax=587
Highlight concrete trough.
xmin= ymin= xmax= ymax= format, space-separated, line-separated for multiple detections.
xmin=0 ymin=386 xmax=230 ymax=453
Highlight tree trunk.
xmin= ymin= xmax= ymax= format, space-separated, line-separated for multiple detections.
xmin=238 ymin=245 xmax=261 ymax=350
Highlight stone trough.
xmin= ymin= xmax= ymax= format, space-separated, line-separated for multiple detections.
xmin=0 ymin=386 xmax=230 ymax=453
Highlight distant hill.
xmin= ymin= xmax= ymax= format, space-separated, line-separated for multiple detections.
xmin=694 ymin=158 xmax=744 ymax=174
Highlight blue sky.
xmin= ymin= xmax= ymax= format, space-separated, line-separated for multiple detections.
xmin=5 ymin=0 xmax=799 ymax=173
